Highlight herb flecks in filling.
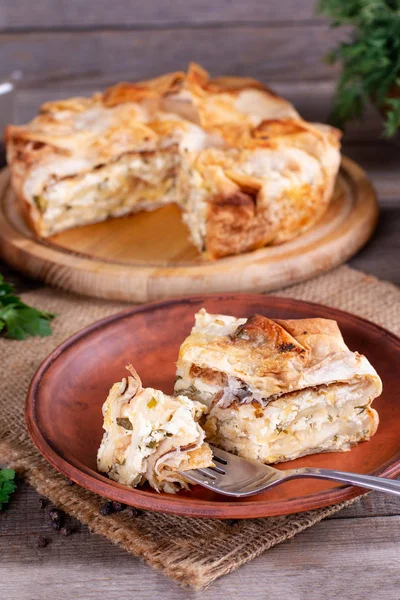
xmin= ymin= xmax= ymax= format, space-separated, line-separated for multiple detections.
xmin=355 ymin=404 xmax=370 ymax=415
xmin=116 ymin=417 xmax=133 ymax=430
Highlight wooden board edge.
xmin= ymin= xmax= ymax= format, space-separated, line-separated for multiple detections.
xmin=0 ymin=157 xmax=379 ymax=302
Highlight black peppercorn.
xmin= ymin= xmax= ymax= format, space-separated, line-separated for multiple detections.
xmin=99 ymin=501 xmax=113 ymax=516
xmin=48 ymin=507 xmax=64 ymax=529
xmin=51 ymin=519 xmax=62 ymax=531
xmin=49 ymin=508 xmax=63 ymax=520
xmin=126 ymin=506 xmax=141 ymax=518
xmin=36 ymin=535 xmax=49 ymax=549
xmin=60 ymin=525 xmax=73 ymax=537
xmin=111 ymin=501 xmax=125 ymax=512
xmin=38 ymin=497 xmax=48 ymax=509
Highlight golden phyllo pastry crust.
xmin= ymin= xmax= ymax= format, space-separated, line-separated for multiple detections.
xmin=6 ymin=63 xmax=341 ymax=258
xmin=174 ymin=310 xmax=381 ymax=464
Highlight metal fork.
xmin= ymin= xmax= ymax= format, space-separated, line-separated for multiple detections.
xmin=182 ymin=445 xmax=400 ymax=498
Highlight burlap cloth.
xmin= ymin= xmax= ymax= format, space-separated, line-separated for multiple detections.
xmin=1 ymin=265 xmax=399 ymax=589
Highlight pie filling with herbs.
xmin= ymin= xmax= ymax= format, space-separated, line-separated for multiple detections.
xmin=6 ymin=63 xmax=341 ymax=259
xmin=174 ymin=310 xmax=381 ymax=465
xmin=97 ymin=365 xmax=213 ymax=494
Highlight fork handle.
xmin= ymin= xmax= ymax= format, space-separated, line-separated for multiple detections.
xmin=291 ymin=467 xmax=400 ymax=497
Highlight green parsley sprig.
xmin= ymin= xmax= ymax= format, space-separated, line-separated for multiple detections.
xmin=0 ymin=274 xmax=55 ymax=340
xmin=0 ymin=468 xmax=17 ymax=510
xmin=318 ymin=0 xmax=400 ymax=136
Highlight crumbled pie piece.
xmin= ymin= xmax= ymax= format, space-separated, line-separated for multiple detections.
xmin=97 ymin=365 xmax=212 ymax=493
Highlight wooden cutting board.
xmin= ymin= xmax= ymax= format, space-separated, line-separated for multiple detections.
xmin=0 ymin=157 xmax=378 ymax=302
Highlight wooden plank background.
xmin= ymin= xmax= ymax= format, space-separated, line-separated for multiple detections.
xmin=0 ymin=26 xmax=346 ymax=85
xmin=0 ymin=1 xmax=320 ymax=29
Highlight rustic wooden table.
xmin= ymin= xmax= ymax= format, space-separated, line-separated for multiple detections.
xmin=0 ymin=2 xmax=399 ymax=593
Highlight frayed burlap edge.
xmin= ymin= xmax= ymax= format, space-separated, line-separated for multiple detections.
xmin=0 ymin=438 xmax=359 ymax=589
xmin=0 ymin=265 xmax=399 ymax=589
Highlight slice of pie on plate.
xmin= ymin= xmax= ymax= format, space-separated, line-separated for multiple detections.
xmin=174 ymin=309 xmax=382 ymax=464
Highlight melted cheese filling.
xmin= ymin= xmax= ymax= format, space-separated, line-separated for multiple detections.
xmin=97 ymin=381 xmax=210 ymax=493
xmin=203 ymin=382 xmax=378 ymax=464
xmin=35 ymin=151 xmax=179 ymax=236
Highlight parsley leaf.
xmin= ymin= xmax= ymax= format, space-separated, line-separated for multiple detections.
xmin=318 ymin=0 xmax=400 ymax=136
xmin=0 ymin=274 xmax=55 ymax=340
xmin=384 ymin=97 xmax=400 ymax=136
xmin=0 ymin=468 xmax=17 ymax=510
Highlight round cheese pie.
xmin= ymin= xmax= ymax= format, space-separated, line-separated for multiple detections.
xmin=6 ymin=63 xmax=341 ymax=258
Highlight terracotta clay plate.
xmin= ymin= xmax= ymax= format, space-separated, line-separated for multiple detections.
xmin=26 ymin=295 xmax=400 ymax=519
